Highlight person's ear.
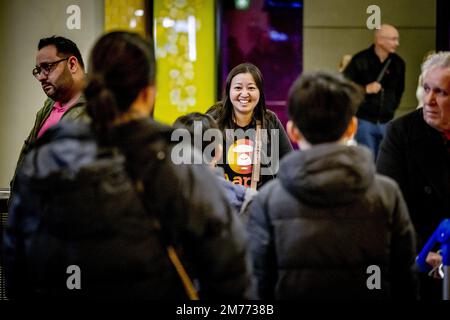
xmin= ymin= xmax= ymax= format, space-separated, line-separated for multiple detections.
xmin=142 ymin=85 xmax=156 ymax=114
xmin=287 ymin=120 xmax=302 ymax=144
xmin=67 ymin=56 xmax=79 ymax=73
xmin=343 ymin=116 xmax=358 ymax=140
xmin=132 ymin=85 xmax=156 ymax=117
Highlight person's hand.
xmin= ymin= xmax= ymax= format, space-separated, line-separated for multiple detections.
xmin=365 ymin=82 xmax=382 ymax=94
xmin=426 ymin=251 xmax=443 ymax=279
xmin=426 ymin=251 xmax=442 ymax=268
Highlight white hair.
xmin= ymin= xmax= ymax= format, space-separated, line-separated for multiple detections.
xmin=421 ymin=51 xmax=450 ymax=77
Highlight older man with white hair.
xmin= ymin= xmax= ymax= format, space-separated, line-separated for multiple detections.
xmin=377 ymin=52 xmax=450 ymax=300
xmin=344 ymin=24 xmax=405 ymax=159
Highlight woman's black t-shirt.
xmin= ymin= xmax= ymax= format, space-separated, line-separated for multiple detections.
xmin=210 ymin=110 xmax=292 ymax=189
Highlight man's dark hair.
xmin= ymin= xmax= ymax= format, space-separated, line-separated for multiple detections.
xmin=288 ymin=71 xmax=364 ymax=144
xmin=38 ymin=36 xmax=85 ymax=69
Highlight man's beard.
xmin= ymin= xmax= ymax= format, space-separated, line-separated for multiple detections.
xmin=47 ymin=72 xmax=73 ymax=102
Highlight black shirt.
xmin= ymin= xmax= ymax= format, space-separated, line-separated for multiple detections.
xmin=344 ymin=45 xmax=405 ymax=123
xmin=210 ymin=110 xmax=292 ymax=189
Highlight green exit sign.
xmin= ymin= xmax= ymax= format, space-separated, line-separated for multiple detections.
xmin=235 ymin=0 xmax=250 ymax=10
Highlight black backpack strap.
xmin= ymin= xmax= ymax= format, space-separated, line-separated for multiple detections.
xmin=133 ymin=178 xmax=199 ymax=300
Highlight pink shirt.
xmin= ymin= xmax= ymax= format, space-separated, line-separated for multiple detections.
xmin=444 ymin=131 xmax=450 ymax=141
xmin=38 ymin=101 xmax=74 ymax=138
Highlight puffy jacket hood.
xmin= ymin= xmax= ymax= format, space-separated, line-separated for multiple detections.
xmin=278 ymin=144 xmax=375 ymax=206
xmin=21 ymin=122 xmax=96 ymax=181
xmin=16 ymin=120 xmax=170 ymax=239
xmin=21 ymin=119 xmax=172 ymax=181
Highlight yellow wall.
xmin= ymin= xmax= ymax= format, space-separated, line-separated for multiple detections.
xmin=105 ymin=0 xmax=146 ymax=36
xmin=104 ymin=0 xmax=216 ymax=125
xmin=153 ymin=0 xmax=216 ymax=125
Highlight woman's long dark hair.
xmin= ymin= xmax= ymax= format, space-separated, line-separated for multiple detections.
xmin=208 ymin=63 xmax=267 ymax=130
xmin=84 ymin=31 xmax=156 ymax=141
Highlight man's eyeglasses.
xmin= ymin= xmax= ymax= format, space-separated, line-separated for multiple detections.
xmin=32 ymin=57 xmax=70 ymax=78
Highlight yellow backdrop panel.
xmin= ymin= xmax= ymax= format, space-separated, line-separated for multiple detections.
xmin=104 ymin=0 xmax=147 ymax=36
xmin=153 ymin=0 xmax=216 ymax=125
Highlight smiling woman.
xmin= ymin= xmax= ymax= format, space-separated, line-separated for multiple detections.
xmin=207 ymin=63 xmax=292 ymax=189
xmin=229 ymin=72 xmax=261 ymax=126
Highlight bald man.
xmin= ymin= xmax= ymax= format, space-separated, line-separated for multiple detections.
xmin=344 ymin=24 xmax=405 ymax=160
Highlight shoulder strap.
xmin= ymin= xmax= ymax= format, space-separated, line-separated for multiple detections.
xmin=166 ymin=246 xmax=199 ymax=300
xmin=250 ymin=120 xmax=262 ymax=190
xmin=134 ymin=179 xmax=199 ymax=300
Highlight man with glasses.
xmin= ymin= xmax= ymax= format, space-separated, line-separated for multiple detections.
xmin=344 ymin=24 xmax=405 ymax=160
xmin=10 ymin=36 xmax=86 ymax=200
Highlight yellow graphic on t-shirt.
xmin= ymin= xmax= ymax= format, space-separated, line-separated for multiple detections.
xmin=227 ymin=139 xmax=253 ymax=175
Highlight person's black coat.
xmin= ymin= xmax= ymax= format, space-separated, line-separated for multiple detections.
xmin=247 ymin=144 xmax=417 ymax=299
xmin=344 ymin=45 xmax=405 ymax=123
xmin=4 ymin=119 xmax=252 ymax=300
xmin=377 ymin=108 xmax=450 ymax=249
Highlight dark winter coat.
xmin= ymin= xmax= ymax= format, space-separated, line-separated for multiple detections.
xmin=344 ymin=45 xmax=405 ymax=123
xmin=247 ymin=144 xmax=417 ymax=299
xmin=4 ymin=119 xmax=252 ymax=300
xmin=377 ymin=108 xmax=450 ymax=248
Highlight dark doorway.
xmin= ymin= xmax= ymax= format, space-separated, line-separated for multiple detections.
xmin=436 ymin=0 xmax=450 ymax=51
xmin=217 ymin=0 xmax=303 ymax=126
